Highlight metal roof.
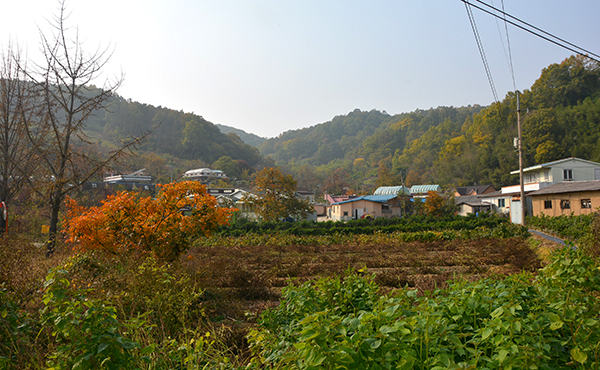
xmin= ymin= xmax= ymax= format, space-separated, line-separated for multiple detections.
xmin=374 ymin=186 xmax=410 ymax=196
xmin=528 ymin=180 xmax=600 ymax=196
xmin=333 ymin=194 xmax=398 ymax=205
xmin=410 ymin=184 xmax=441 ymax=194
xmin=510 ymin=157 xmax=600 ymax=175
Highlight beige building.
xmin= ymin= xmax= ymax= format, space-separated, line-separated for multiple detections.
xmin=329 ymin=195 xmax=403 ymax=221
xmin=528 ymin=180 xmax=600 ymax=217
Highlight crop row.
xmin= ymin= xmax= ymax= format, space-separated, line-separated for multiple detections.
xmin=527 ymin=213 xmax=596 ymax=241
xmin=218 ymin=214 xmax=512 ymax=237
xmin=198 ymin=222 xmax=529 ymax=248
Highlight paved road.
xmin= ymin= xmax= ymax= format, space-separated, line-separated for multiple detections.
xmin=529 ymin=229 xmax=566 ymax=246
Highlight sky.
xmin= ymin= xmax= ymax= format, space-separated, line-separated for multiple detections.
xmin=2 ymin=1 xmax=599 ymax=138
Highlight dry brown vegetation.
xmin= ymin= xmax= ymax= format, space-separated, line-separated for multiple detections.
xmin=181 ymin=237 xmax=541 ymax=321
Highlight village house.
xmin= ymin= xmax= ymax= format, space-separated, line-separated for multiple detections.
xmin=455 ymin=195 xmax=493 ymax=216
xmin=527 ymin=180 xmax=600 ymax=217
xmin=453 ymin=185 xmax=496 ymax=197
xmin=502 ymin=157 xmax=600 ymax=223
xmin=329 ymin=194 xmax=404 ymax=221
xmin=453 ymin=185 xmax=498 ymax=216
xmin=182 ymin=168 xmax=228 ymax=184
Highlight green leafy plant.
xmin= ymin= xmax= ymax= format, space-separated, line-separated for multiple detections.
xmin=0 ymin=286 xmax=34 ymax=369
xmin=41 ymin=269 xmax=146 ymax=370
xmin=249 ymin=245 xmax=600 ymax=369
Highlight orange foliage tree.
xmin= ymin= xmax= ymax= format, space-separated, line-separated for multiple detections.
xmin=64 ymin=181 xmax=233 ymax=261
xmin=422 ymin=191 xmax=458 ymax=217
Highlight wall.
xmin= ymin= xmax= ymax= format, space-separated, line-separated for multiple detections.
xmin=531 ymin=191 xmax=600 ymax=217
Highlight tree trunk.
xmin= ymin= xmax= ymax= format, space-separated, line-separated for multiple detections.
xmin=46 ymin=189 xmax=63 ymax=257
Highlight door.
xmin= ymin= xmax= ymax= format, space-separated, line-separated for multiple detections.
xmin=510 ymin=199 xmax=522 ymax=225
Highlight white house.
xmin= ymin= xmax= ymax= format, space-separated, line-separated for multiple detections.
xmin=182 ymin=168 xmax=228 ymax=183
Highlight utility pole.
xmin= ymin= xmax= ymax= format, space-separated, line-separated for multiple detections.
xmin=517 ymin=92 xmax=526 ymax=225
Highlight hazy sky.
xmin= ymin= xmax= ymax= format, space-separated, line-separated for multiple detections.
xmin=2 ymin=1 xmax=599 ymax=138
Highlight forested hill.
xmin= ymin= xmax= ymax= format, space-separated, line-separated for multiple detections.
xmin=262 ymin=55 xmax=600 ymax=191
xmin=259 ymin=106 xmax=484 ymax=166
xmin=216 ymin=124 xmax=267 ymax=147
xmin=86 ymin=97 xmax=263 ymax=168
xmin=393 ymin=55 xmax=600 ymax=188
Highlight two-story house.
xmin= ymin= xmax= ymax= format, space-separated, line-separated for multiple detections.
xmin=503 ymin=157 xmax=600 ymax=223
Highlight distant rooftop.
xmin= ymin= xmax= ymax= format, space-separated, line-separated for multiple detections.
xmin=528 ymin=180 xmax=600 ymax=196
xmin=333 ymin=194 xmax=398 ymax=205
xmin=374 ymin=186 xmax=410 ymax=196
xmin=510 ymin=157 xmax=600 ymax=175
xmin=410 ymin=184 xmax=441 ymax=194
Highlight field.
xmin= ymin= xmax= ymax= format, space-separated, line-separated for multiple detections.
xmin=185 ymin=234 xmax=541 ymax=318
xmin=1 ymin=214 xmax=599 ymax=369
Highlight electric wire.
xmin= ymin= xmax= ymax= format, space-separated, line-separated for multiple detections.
xmin=489 ymin=0 xmax=512 ymax=82
xmin=473 ymin=0 xmax=600 ymax=61
xmin=460 ymin=0 xmax=600 ymax=63
xmin=500 ymin=0 xmax=517 ymax=92
xmin=464 ymin=1 xmax=499 ymax=102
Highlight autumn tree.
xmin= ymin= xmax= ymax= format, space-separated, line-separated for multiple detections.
xmin=65 ymin=181 xmax=233 ymax=261
xmin=421 ymin=191 xmax=459 ymax=217
xmin=19 ymin=2 xmax=144 ymax=254
xmin=248 ymin=167 xmax=313 ymax=222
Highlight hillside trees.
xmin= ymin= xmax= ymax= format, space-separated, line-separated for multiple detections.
xmin=322 ymin=168 xmax=352 ymax=195
xmin=259 ymin=56 xmax=599 ymax=191
xmin=529 ymin=55 xmax=600 ymax=108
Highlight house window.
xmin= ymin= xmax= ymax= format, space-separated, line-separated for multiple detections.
xmin=343 ymin=211 xmax=348 ymax=217
xmin=498 ymin=199 xmax=505 ymax=207
xmin=581 ymin=199 xmax=592 ymax=209
xmin=563 ymin=169 xmax=573 ymax=181
xmin=544 ymin=200 xmax=552 ymax=209
xmin=544 ymin=170 xmax=550 ymax=182
xmin=560 ymin=200 xmax=571 ymax=209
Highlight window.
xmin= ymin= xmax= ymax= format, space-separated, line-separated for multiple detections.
xmin=581 ymin=199 xmax=592 ymax=209
xmin=343 ymin=211 xmax=348 ymax=217
xmin=544 ymin=200 xmax=552 ymax=209
xmin=563 ymin=169 xmax=573 ymax=181
xmin=560 ymin=200 xmax=571 ymax=209
xmin=498 ymin=199 xmax=505 ymax=207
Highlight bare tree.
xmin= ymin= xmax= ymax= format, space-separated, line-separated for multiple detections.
xmin=19 ymin=2 xmax=145 ymax=255
xmin=0 ymin=43 xmax=44 ymax=207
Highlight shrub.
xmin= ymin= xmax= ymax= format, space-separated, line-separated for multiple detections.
xmin=0 ymin=287 xmax=34 ymax=369
xmin=41 ymin=269 xmax=146 ymax=370
xmin=64 ymin=181 xmax=234 ymax=261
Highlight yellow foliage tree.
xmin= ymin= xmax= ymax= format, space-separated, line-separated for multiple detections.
xmin=248 ymin=167 xmax=313 ymax=222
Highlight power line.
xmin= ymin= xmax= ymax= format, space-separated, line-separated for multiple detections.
xmin=499 ymin=0 xmax=517 ymax=91
xmin=464 ymin=1 xmax=499 ymax=102
xmin=460 ymin=0 xmax=600 ymax=63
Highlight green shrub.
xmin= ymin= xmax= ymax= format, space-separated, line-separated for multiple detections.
xmin=41 ymin=269 xmax=146 ymax=370
xmin=0 ymin=286 xmax=34 ymax=369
